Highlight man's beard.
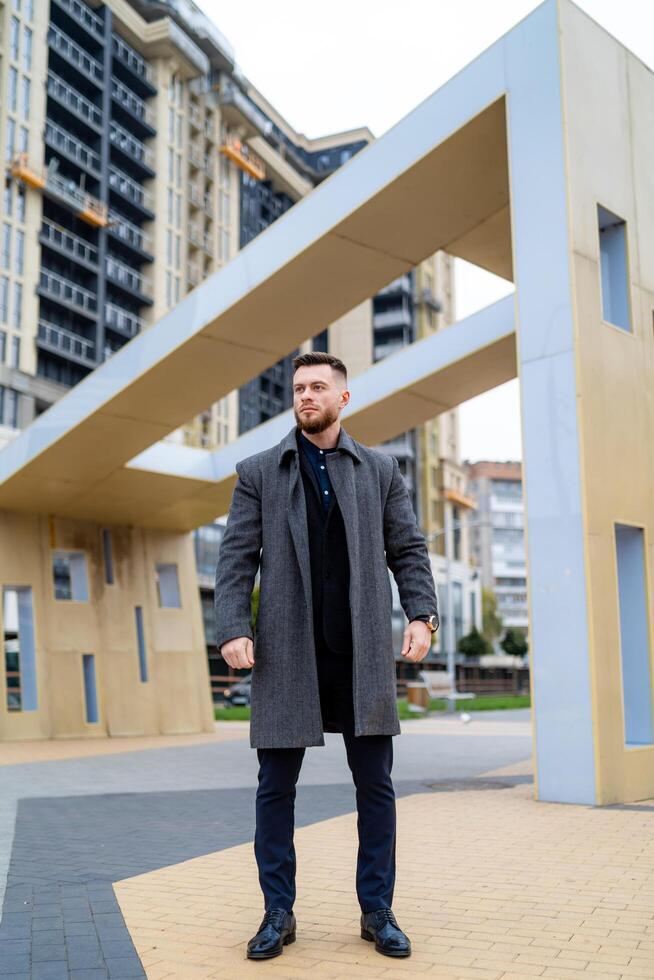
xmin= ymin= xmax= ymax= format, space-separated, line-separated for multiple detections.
xmin=294 ymin=403 xmax=339 ymax=434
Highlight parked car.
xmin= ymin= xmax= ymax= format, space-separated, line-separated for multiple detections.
xmin=224 ymin=673 xmax=252 ymax=707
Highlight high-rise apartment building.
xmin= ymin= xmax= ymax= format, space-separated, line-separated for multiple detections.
xmin=1 ymin=0 xmax=478 ymax=675
xmin=465 ymin=461 xmax=528 ymax=639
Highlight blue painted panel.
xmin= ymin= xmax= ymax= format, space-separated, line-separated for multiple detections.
xmin=82 ymin=653 xmax=99 ymax=724
xmin=135 ymin=605 xmax=148 ymax=683
xmin=16 ymin=589 xmax=37 ymax=712
xmin=598 ymin=206 xmax=631 ymax=332
xmin=615 ymin=524 xmax=653 ymax=745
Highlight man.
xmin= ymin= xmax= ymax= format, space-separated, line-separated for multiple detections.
xmin=214 ymin=352 xmax=439 ymax=961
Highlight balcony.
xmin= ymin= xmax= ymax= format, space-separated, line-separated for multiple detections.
xmin=107 ymin=209 xmax=153 ymax=256
xmin=105 ymin=255 xmax=152 ymax=300
xmin=188 ymin=181 xmax=203 ymax=209
xmin=45 ymin=120 xmax=101 ymax=176
xmin=39 ymin=268 xmax=98 ymax=317
xmin=189 ymin=103 xmax=202 ymax=130
xmin=105 ymin=301 xmax=143 ymax=338
xmin=187 ymin=261 xmax=201 ymax=287
xmin=219 ymin=138 xmax=265 ymax=181
xmin=188 ymin=222 xmax=203 ymax=249
xmin=37 ymin=320 xmax=96 ymax=367
xmin=51 ymin=0 xmax=104 ymax=42
xmin=189 ymin=142 xmax=203 ymax=170
xmin=40 ymin=218 xmax=99 ymax=269
xmin=203 ymin=233 xmax=214 ymax=257
xmin=9 ymin=155 xmax=108 ymax=227
xmin=48 ymin=25 xmax=103 ymax=87
xmin=47 ymin=72 xmax=102 ymax=131
xmin=109 ymin=121 xmax=154 ymax=174
xmin=377 ymin=274 xmax=412 ymax=297
xmin=373 ymin=307 xmax=413 ymax=329
xmin=110 ymin=77 xmax=155 ymax=134
xmin=108 ymin=166 xmax=154 ymax=215
xmin=111 ymin=34 xmax=155 ymax=95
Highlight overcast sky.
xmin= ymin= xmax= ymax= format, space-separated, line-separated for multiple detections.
xmin=196 ymin=0 xmax=653 ymax=462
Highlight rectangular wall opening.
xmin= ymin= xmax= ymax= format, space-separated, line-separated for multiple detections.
xmin=598 ymin=204 xmax=631 ymax=332
xmin=52 ymin=551 xmax=89 ymax=601
xmin=3 ymin=586 xmax=37 ymax=712
xmin=615 ymin=523 xmax=653 ymax=745
xmin=101 ymin=529 xmax=114 ymax=585
xmin=82 ymin=653 xmax=99 ymax=724
xmin=135 ymin=605 xmax=148 ymax=683
xmin=156 ymin=562 xmax=181 ymax=608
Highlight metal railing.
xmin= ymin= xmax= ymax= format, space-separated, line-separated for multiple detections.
xmin=107 ymin=208 xmax=152 ymax=253
xmin=188 ymin=221 xmax=203 ymax=248
xmin=187 ymin=261 xmax=201 ymax=287
xmin=40 ymin=268 xmax=98 ymax=314
xmin=47 ymin=71 xmax=102 ymax=130
xmin=110 ymin=77 xmax=155 ymax=129
xmin=105 ymin=301 xmax=143 ymax=336
xmin=40 ymin=218 xmax=99 ymax=266
xmin=48 ymin=25 xmax=103 ymax=84
xmin=105 ymin=255 xmax=152 ymax=297
xmin=108 ymin=166 xmax=153 ymax=212
xmin=188 ymin=181 xmax=203 ymax=208
xmin=112 ymin=34 xmax=154 ymax=87
xmin=52 ymin=0 xmax=104 ymax=40
xmin=109 ymin=121 xmax=154 ymax=170
xmin=38 ymin=319 xmax=96 ymax=364
xmin=45 ymin=119 xmax=101 ymax=174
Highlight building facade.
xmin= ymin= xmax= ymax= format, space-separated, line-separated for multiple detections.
xmin=465 ymin=460 xmax=528 ymax=640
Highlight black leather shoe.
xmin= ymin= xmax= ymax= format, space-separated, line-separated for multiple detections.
xmin=246 ymin=908 xmax=296 ymax=960
xmin=361 ymin=907 xmax=411 ymax=957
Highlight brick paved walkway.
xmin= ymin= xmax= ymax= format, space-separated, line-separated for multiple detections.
xmin=1 ymin=712 xmax=652 ymax=978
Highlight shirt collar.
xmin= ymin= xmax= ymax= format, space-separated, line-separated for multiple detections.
xmin=277 ymin=424 xmax=362 ymax=466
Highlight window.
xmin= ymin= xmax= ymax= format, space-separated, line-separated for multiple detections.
xmin=15 ymin=231 xmax=23 ymax=274
xmin=10 ymin=336 xmax=20 ymax=368
xmin=16 ymin=187 xmax=25 ymax=223
xmin=165 ymin=271 xmax=172 ymax=308
xmin=0 ymin=277 xmax=8 ymax=322
xmin=166 ymin=229 xmax=172 ymax=265
xmin=0 ymin=332 xmax=6 ymax=362
xmin=3 ymin=587 xmax=37 ymax=712
xmin=25 ymin=0 xmax=33 ymax=19
xmin=5 ymin=119 xmax=16 ymax=160
xmin=167 ymin=147 xmax=174 ymax=182
xmin=615 ymin=524 xmax=653 ymax=745
xmin=23 ymin=26 xmax=32 ymax=70
xmin=155 ymin=563 xmax=181 ymax=608
xmin=176 ymin=113 xmax=182 ymax=147
xmin=52 ymin=551 xmax=89 ymax=601
xmin=174 ymin=276 xmax=179 ymax=303
xmin=10 ymin=17 xmax=19 ymax=60
xmin=82 ymin=654 xmax=99 ymax=723
xmin=12 ymin=283 xmax=22 ymax=328
xmin=168 ymin=106 xmax=175 ymax=142
xmin=21 ymin=76 xmax=30 ymax=120
xmin=176 ymin=153 xmax=181 ymax=188
xmin=598 ymin=205 xmax=631 ymax=332
xmin=175 ymin=235 xmax=180 ymax=269
xmin=8 ymin=67 xmax=18 ymax=112
xmin=1 ymin=225 xmax=10 ymax=269
xmin=3 ymin=185 xmax=12 ymax=217
xmin=175 ymin=194 xmax=181 ymax=229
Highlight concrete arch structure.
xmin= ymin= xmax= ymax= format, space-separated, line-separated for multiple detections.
xmin=0 ymin=0 xmax=652 ymax=805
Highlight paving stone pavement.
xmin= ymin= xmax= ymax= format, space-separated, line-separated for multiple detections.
xmin=0 ymin=716 xmax=532 ymax=978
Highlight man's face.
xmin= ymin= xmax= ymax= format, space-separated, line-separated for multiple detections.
xmin=292 ymin=365 xmax=349 ymax=434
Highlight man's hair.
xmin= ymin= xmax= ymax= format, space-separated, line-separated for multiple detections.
xmin=291 ymin=351 xmax=348 ymax=386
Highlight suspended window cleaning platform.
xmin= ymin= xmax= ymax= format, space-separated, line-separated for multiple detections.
xmin=8 ymin=154 xmax=109 ymax=227
xmin=219 ymin=138 xmax=265 ymax=181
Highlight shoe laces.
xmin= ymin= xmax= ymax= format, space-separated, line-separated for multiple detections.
xmin=375 ymin=907 xmax=398 ymax=927
xmin=262 ymin=908 xmax=288 ymax=930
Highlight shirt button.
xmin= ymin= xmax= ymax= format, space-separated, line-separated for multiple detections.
xmin=324 ymin=490 xmax=329 ymax=495
xmin=319 ymin=450 xmax=323 ymax=454
xmin=320 ymin=465 xmax=325 ymax=470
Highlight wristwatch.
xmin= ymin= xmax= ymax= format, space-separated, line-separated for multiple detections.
xmin=415 ymin=614 xmax=438 ymax=633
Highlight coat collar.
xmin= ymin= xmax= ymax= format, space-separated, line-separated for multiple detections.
xmin=277 ymin=424 xmax=361 ymax=466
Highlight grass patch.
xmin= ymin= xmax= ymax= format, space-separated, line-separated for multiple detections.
xmin=215 ymin=694 xmax=531 ymax=723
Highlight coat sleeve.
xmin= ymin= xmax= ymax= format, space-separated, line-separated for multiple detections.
xmin=214 ymin=460 xmax=262 ymax=654
xmin=383 ymin=455 xmax=439 ymax=628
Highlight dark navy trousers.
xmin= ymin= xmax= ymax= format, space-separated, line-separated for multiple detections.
xmin=254 ymin=650 xmax=396 ymax=914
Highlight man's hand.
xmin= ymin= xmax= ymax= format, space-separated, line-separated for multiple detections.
xmin=220 ymin=636 xmax=255 ymax=669
xmin=400 ymin=621 xmax=433 ymax=663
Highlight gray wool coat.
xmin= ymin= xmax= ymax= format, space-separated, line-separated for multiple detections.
xmin=214 ymin=424 xmax=439 ymax=749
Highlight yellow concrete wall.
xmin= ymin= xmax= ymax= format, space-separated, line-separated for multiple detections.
xmin=561 ymin=3 xmax=654 ymax=802
xmin=0 ymin=514 xmax=214 ymax=740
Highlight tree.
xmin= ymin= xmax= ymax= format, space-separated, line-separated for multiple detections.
xmin=482 ymin=588 xmax=503 ymax=645
xmin=500 ymin=627 xmax=528 ymax=658
xmin=457 ymin=626 xmax=492 ymax=659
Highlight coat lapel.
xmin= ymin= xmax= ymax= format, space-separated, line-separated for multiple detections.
xmin=286 ymin=452 xmax=313 ymax=612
